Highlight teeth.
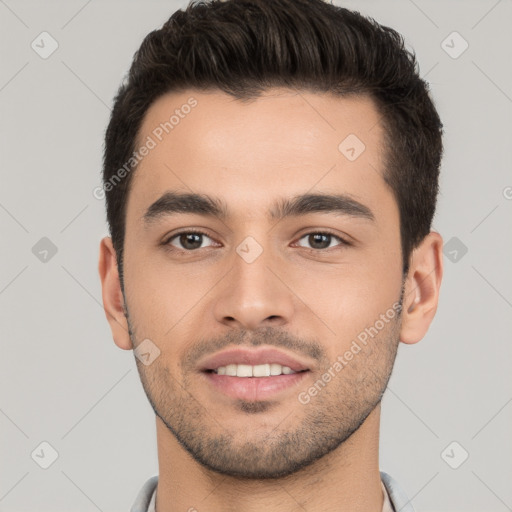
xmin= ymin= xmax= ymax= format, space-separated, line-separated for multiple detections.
xmin=225 ymin=364 xmax=237 ymax=376
xmin=253 ymin=363 xmax=270 ymax=377
xmin=213 ymin=363 xmax=298 ymax=377
xmin=236 ymin=364 xmax=253 ymax=377
xmin=270 ymin=363 xmax=282 ymax=376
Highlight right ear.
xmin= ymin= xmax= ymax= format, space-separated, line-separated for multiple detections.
xmin=98 ymin=236 xmax=133 ymax=350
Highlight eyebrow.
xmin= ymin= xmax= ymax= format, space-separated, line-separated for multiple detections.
xmin=142 ymin=191 xmax=375 ymax=226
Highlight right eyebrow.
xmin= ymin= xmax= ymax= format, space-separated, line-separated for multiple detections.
xmin=143 ymin=192 xmax=228 ymax=225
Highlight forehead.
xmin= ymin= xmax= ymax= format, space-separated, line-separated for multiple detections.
xmin=126 ymin=88 xmax=394 ymax=226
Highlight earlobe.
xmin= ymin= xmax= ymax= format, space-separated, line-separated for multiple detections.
xmin=399 ymin=231 xmax=444 ymax=344
xmin=98 ymin=237 xmax=133 ymax=350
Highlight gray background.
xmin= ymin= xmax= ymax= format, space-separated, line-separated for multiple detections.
xmin=1 ymin=0 xmax=511 ymax=510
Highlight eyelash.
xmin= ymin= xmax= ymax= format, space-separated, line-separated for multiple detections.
xmin=162 ymin=228 xmax=352 ymax=254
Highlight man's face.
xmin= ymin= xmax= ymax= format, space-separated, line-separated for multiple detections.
xmin=121 ymin=89 xmax=404 ymax=478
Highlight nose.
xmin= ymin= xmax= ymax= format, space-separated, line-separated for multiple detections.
xmin=212 ymin=237 xmax=296 ymax=331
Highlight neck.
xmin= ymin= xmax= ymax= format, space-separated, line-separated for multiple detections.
xmin=154 ymin=403 xmax=384 ymax=512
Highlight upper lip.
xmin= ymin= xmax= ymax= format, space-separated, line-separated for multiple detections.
xmin=198 ymin=347 xmax=312 ymax=372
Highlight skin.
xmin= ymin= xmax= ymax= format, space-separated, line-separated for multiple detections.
xmin=99 ymin=88 xmax=443 ymax=512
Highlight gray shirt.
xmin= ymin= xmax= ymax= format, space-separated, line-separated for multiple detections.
xmin=130 ymin=471 xmax=415 ymax=511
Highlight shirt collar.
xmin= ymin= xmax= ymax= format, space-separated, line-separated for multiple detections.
xmin=136 ymin=472 xmax=414 ymax=512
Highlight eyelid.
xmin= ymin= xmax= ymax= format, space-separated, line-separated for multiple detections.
xmin=163 ymin=228 xmax=352 ymax=252
xmin=163 ymin=228 xmax=217 ymax=250
xmin=293 ymin=230 xmax=352 ymax=250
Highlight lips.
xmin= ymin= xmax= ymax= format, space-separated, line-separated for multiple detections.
xmin=197 ymin=347 xmax=312 ymax=401
xmin=198 ymin=347 xmax=312 ymax=373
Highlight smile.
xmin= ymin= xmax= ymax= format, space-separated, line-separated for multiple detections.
xmin=212 ymin=363 xmax=300 ymax=377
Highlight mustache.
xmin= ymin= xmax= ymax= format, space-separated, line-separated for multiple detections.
xmin=182 ymin=326 xmax=327 ymax=371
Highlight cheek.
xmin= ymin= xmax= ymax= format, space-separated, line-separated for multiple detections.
xmin=124 ymin=250 xmax=217 ymax=340
xmin=297 ymin=261 xmax=402 ymax=351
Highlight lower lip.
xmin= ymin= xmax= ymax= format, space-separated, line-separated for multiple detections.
xmin=202 ymin=371 xmax=310 ymax=401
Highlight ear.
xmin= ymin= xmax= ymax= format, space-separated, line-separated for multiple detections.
xmin=98 ymin=236 xmax=133 ymax=350
xmin=400 ymin=231 xmax=444 ymax=344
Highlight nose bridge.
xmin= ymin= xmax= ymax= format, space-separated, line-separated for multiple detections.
xmin=212 ymin=232 xmax=294 ymax=329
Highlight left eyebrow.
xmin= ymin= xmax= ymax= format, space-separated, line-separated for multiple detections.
xmin=142 ymin=191 xmax=375 ymax=226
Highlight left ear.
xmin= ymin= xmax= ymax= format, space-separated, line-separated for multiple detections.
xmin=400 ymin=231 xmax=444 ymax=344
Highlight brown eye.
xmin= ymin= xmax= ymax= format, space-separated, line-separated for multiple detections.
xmin=296 ymin=232 xmax=349 ymax=250
xmin=165 ymin=231 xmax=215 ymax=251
